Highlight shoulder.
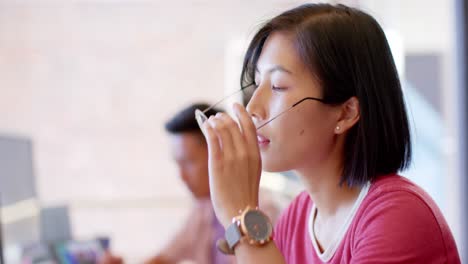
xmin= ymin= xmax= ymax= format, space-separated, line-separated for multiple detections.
xmin=351 ymin=174 xmax=460 ymax=263
xmin=361 ymin=174 xmax=445 ymax=225
xmin=359 ymin=174 xmax=448 ymax=233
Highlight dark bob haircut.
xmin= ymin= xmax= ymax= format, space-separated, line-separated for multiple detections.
xmin=165 ymin=103 xmax=222 ymax=135
xmin=241 ymin=3 xmax=412 ymax=186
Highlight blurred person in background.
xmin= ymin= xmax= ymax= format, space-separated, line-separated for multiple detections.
xmin=99 ymin=103 xmax=280 ymax=264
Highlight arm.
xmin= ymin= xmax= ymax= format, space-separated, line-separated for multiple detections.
xmin=143 ymin=255 xmax=173 ymax=264
xmin=233 ymin=242 xmax=286 ymax=264
xmin=200 ymin=104 xmax=287 ymax=263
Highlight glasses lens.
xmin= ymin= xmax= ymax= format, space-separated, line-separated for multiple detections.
xmin=195 ymin=109 xmax=208 ymax=128
xmin=194 ymin=85 xmax=256 ymax=130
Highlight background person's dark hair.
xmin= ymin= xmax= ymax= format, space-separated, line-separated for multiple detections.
xmin=241 ymin=3 xmax=412 ymax=186
xmin=165 ymin=103 xmax=222 ymax=135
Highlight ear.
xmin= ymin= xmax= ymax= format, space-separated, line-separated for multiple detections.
xmin=334 ymin=97 xmax=360 ymax=135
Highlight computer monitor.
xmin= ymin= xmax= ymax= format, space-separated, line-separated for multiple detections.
xmin=53 ymin=239 xmax=105 ymax=264
xmin=0 ymin=196 xmax=4 ymax=264
xmin=0 ymin=135 xmax=40 ymax=262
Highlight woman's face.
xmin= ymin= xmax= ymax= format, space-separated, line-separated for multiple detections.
xmin=247 ymin=32 xmax=340 ymax=172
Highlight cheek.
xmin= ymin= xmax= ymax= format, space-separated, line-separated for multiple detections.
xmin=293 ymin=109 xmax=336 ymax=153
xmin=268 ymin=96 xmax=291 ymax=119
xmin=295 ymin=126 xmax=335 ymax=162
xmin=277 ymin=106 xmax=325 ymax=140
xmin=261 ymin=108 xmax=336 ymax=171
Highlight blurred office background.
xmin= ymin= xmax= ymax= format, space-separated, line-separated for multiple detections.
xmin=0 ymin=0 xmax=466 ymax=263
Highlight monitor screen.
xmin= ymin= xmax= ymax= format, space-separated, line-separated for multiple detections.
xmin=53 ymin=240 xmax=105 ymax=264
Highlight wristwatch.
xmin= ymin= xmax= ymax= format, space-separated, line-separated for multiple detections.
xmin=217 ymin=206 xmax=273 ymax=255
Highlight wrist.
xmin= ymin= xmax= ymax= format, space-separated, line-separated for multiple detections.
xmin=221 ymin=203 xmax=258 ymax=228
xmin=219 ymin=206 xmax=273 ymax=254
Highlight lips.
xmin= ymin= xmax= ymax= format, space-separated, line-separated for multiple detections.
xmin=257 ymin=134 xmax=270 ymax=146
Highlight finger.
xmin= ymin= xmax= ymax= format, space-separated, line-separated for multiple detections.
xmin=233 ymin=103 xmax=261 ymax=203
xmin=233 ymin=103 xmax=260 ymax=155
xmin=203 ymin=117 xmax=223 ymax=163
xmin=220 ymin=111 xmax=249 ymax=162
xmin=209 ymin=113 xmax=236 ymax=161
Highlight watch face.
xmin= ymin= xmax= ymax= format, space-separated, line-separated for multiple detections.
xmin=244 ymin=210 xmax=272 ymax=241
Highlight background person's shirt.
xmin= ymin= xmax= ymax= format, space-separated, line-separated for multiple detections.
xmin=274 ymin=174 xmax=461 ymax=263
xmin=160 ymin=198 xmax=235 ymax=264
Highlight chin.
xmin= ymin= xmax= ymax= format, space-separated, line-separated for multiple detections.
xmin=261 ymin=158 xmax=290 ymax=173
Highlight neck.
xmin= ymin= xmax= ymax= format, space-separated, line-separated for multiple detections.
xmin=195 ymin=194 xmax=211 ymax=201
xmin=295 ymin=147 xmax=362 ymax=218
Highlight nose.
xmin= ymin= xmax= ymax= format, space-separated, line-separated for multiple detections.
xmin=246 ymin=85 xmax=267 ymax=125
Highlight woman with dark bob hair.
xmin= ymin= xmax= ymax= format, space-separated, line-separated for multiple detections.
xmin=198 ymin=3 xmax=460 ymax=263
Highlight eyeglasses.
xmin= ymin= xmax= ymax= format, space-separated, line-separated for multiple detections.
xmin=195 ymin=83 xmax=333 ymax=130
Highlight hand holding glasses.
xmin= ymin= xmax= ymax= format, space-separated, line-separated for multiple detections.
xmin=195 ymin=84 xmax=334 ymax=130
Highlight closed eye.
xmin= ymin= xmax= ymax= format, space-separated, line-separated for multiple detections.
xmin=272 ymin=85 xmax=287 ymax=91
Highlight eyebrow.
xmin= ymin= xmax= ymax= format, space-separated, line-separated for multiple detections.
xmin=255 ymin=65 xmax=293 ymax=75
